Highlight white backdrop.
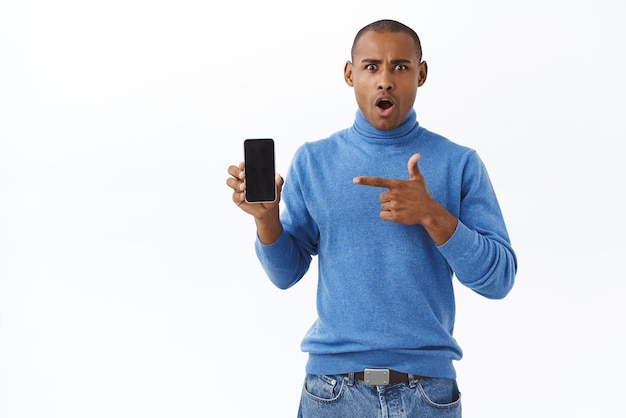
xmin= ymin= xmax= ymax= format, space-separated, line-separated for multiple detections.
xmin=1 ymin=1 xmax=624 ymax=417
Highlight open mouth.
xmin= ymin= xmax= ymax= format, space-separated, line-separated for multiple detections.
xmin=376 ymin=98 xmax=393 ymax=110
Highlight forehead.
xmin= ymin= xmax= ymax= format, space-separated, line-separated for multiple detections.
xmin=353 ymin=30 xmax=419 ymax=61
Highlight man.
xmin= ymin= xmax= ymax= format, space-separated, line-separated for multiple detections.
xmin=227 ymin=19 xmax=517 ymax=418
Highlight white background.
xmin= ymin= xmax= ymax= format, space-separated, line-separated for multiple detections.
xmin=1 ymin=1 xmax=624 ymax=417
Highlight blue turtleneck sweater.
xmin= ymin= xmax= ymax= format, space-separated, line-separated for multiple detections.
xmin=255 ymin=109 xmax=517 ymax=379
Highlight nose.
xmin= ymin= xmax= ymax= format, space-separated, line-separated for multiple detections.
xmin=377 ymin=68 xmax=393 ymax=91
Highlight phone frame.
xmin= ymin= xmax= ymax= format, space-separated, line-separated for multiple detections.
xmin=243 ymin=138 xmax=276 ymax=203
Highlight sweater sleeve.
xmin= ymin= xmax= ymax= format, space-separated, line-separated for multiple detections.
xmin=437 ymin=220 xmax=516 ymax=299
xmin=255 ymin=230 xmax=313 ymax=290
xmin=254 ymin=146 xmax=318 ymax=290
xmin=436 ymin=152 xmax=517 ymax=299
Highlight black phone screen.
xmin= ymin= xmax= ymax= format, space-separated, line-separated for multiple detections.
xmin=244 ymin=138 xmax=276 ymax=203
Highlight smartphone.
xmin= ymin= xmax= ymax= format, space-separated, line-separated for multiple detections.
xmin=243 ymin=138 xmax=276 ymax=203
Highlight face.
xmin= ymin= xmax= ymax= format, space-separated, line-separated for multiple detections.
xmin=344 ymin=30 xmax=427 ymax=131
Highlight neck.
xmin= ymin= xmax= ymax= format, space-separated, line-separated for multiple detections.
xmin=351 ymin=109 xmax=419 ymax=145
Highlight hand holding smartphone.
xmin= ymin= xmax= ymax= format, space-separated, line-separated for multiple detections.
xmin=243 ymin=138 xmax=276 ymax=203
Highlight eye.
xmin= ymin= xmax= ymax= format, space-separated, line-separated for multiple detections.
xmin=394 ymin=64 xmax=407 ymax=71
xmin=365 ymin=64 xmax=377 ymax=71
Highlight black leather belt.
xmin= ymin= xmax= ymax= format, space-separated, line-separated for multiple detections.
xmin=342 ymin=369 xmax=427 ymax=385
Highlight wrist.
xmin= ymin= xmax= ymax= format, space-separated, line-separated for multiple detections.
xmin=254 ymin=208 xmax=282 ymax=244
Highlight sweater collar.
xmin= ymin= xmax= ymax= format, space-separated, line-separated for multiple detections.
xmin=351 ymin=108 xmax=420 ymax=145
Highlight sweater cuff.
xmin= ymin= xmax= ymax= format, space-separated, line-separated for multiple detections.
xmin=255 ymin=228 xmax=287 ymax=258
xmin=436 ymin=220 xmax=474 ymax=258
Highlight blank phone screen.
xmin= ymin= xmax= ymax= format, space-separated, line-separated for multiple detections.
xmin=244 ymin=138 xmax=276 ymax=203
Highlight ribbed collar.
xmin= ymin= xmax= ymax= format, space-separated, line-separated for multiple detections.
xmin=350 ymin=108 xmax=420 ymax=146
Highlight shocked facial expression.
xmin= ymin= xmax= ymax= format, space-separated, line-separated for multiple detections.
xmin=344 ymin=30 xmax=427 ymax=131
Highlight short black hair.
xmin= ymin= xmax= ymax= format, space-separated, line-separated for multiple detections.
xmin=351 ymin=19 xmax=422 ymax=61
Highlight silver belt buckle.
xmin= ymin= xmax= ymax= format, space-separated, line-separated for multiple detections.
xmin=364 ymin=368 xmax=389 ymax=385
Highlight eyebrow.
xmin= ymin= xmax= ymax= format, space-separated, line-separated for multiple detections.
xmin=359 ymin=58 xmax=414 ymax=65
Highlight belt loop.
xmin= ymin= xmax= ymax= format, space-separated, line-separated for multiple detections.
xmin=408 ymin=374 xmax=418 ymax=388
xmin=346 ymin=372 xmax=356 ymax=386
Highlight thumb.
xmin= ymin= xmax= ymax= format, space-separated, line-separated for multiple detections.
xmin=275 ymin=173 xmax=285 ymax=197
xmin=276 ymin=173 xmax=285 ymax=190
xmin=407 ymin=153 xmax=422 ymax=180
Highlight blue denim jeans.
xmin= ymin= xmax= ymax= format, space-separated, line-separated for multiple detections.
xmin=298 ymin=373 xmax=461 ymax=418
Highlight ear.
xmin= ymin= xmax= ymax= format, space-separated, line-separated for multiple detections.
xmin=417 ymin=61 xmax=428 ymax=87
xmin=344 ymin=61 xmax=354 ymax=87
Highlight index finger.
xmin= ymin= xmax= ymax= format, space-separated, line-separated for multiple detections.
xmin=353 ymin=176 xmax=398 ymax=189
xmin=227 ymin=162 xmax=245 ymax=179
